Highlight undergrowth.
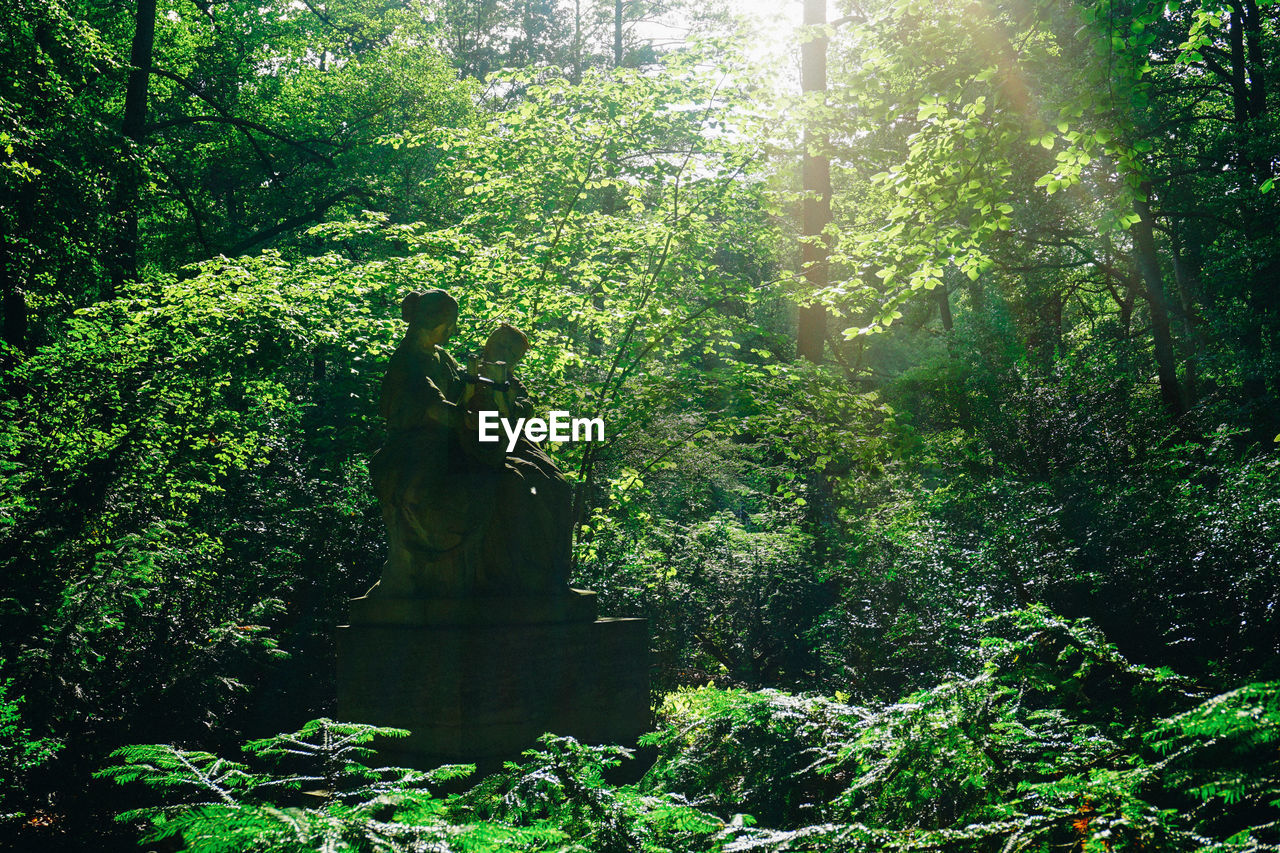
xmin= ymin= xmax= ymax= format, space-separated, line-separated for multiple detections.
xmin=100 ymin=607 xmax=1280 ymax=852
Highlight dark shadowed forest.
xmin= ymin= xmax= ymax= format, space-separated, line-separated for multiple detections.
xmin=2 ymin=0 xmax=1279 ymax=849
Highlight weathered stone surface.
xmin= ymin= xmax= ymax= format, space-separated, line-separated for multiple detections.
xmin=346 ymin=589 xmax=599 ymax=626
xmin=337 ymin=600 xmax=649 ymax=766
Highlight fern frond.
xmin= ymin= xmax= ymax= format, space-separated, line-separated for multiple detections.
xmin=96 ymin=744 xmax=258 ymax=804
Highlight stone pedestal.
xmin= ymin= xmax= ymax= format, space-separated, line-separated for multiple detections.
xmin=337 ymin=589 xmax=649 ymax=767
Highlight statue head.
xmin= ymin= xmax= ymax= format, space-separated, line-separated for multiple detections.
xmin=401 ymin=289 xmax=459 ymax=344
xmin=484 ymin=322 xmax=530 ymax=367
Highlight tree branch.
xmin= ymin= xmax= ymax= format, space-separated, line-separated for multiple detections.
xmin=149 ymin=67 xmax=285 ymax=181
xmin=149 ymin=158 xmax=215 ymax=255
xmin=146 ymin=114 xmax=334 ymax=165
xmin=225 ymin=187 xmax=374 ymax=255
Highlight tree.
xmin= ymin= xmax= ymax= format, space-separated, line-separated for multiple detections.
xmin=811 ymin=0 xmax=1278 ymax=422
xmin=109 ymin=0 xmax=157 ymax=298
xmin=798 ymin=0 xmax=829 ymax=364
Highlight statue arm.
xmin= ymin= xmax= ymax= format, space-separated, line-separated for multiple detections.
xmin=382 ymin=360 xmax=463 ymax=429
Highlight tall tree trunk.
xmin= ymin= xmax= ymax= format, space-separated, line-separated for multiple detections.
xmin=613 ymin=0 xmax=623 ymax=67
xmin=571 ymin=0 xmax=582 ymax=83
xmin=1228 ymin=0 xmax=1252 ymax=123
xmin=798 ymin=0 xmax=829 ymax=363
xmin=936 ymin=284 xmax=953 ymax=332
xmin=1226 ymin=0 xmax=1268 ymax=182
xmin=1236 ymin=0 xmax=1275 ymax=413
xmin=0 ymin=181 xmax=35 ymax=352
xmin=1131 ymin=186 xmax=1184 ymax=417
xmin=1241 ymin=0 xmax=1267 ymax=119
xmin=1170 ymin=223 xmax=1207 ymax=405
xmin=109 ymin=0 xmax=157 ymax=300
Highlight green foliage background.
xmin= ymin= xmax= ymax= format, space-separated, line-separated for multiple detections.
xmin=1 ymin=0 xmax=1278 ymax=849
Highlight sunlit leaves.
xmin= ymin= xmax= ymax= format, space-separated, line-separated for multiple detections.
xmin=101 ymin=721 xmax=725 ymax=853
xmin=371 ymin=63 xmax=792 ymax=534
xmin=0 ymin=251 xmax=402 ymax=763
xmin=806 ymin=0 xmax=1191 ymax=336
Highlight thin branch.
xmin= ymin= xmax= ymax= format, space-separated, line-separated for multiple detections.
xmin=149 ymin=67 xmax=284 ymax=181
xmin=225 ymin=186 xmax=374 ymax=255
xmin=147 ymin=115 xmax=335 ymax=165
xmin=149 ymin=158 xmax=215 ymax=255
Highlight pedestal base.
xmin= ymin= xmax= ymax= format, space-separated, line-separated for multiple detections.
xmin=336 ymin=591 xmax=649 ymax=767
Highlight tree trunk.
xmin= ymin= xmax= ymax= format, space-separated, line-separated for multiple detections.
xmin=613 ymin=0 xmax=623 ymax=67
xmin=1228 ymin=0 xmax=1252 ymax=123
xmin=798 ymin=0 xmax=829 ymax=363
xmin=571 ymin=0 xmax=582 ymax=83
xmin=0 ymin=181 xmax=36 ymax=352
xmin=1130 ymin=186 xmax=1184 ymax=417
xmin=1241 ymin=0 xmax=1266 ymax=119
xmin=1170 ymin=224 xmax=1207 ymax=405
xmin=936 ymin=284 xmax=953 ymax=332
xmin=109 ymin=0 xmax=157 ymax=300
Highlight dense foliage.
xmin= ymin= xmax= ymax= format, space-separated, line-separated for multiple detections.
xmin=1 ymin=0 xmax=1278 ymax=848
xmin=95 ymin=610 xmax=1278 ymax=851
xmin=639 ymin=608 xmax=1280 ymax=851
xmin=98 ymin=720 xmax=728 ymax=852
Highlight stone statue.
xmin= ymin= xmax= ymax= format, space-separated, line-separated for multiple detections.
xmin=368 ymin=290 xmax=572 ymax=598
xmin=342 ymin=296 xmax=648 ymax=766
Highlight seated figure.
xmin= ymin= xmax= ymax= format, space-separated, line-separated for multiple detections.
xmin=466 ymin=323 xmax=573 ymax=593
xmin=369 ymin=289 xmax=496 ymax=597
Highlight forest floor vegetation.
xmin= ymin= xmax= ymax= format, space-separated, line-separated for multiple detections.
xmin=86 ymin=607 xmax=1280 ymax=853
